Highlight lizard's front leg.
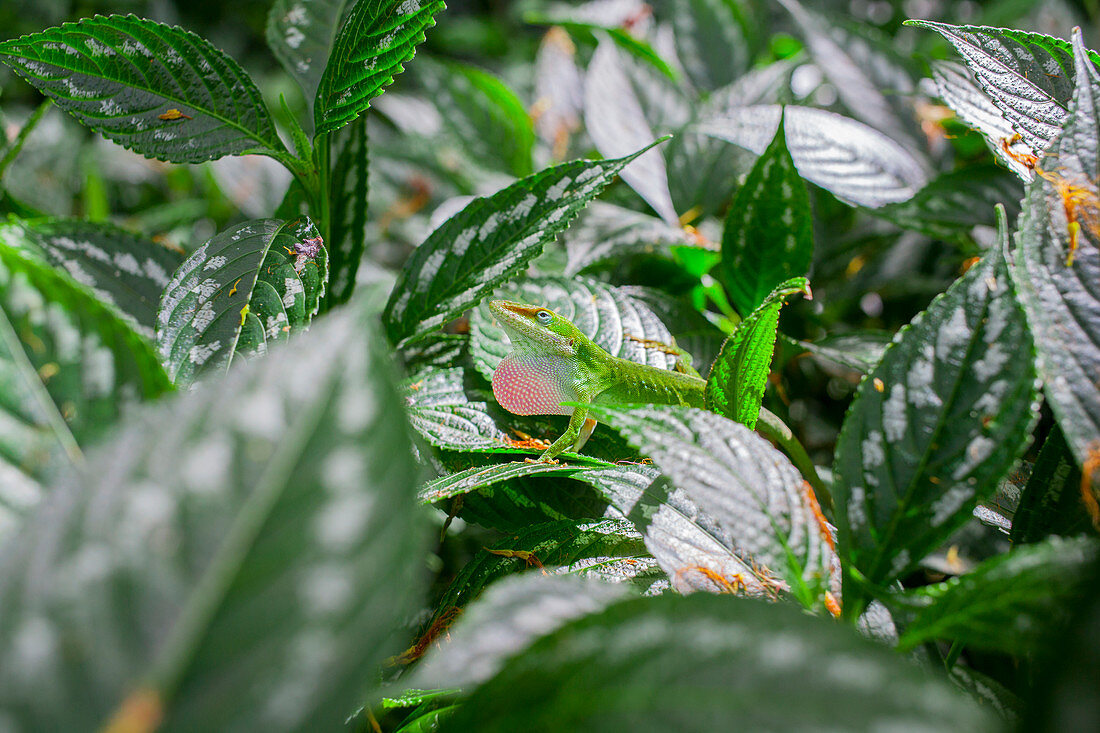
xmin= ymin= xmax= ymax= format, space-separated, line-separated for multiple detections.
xmin=538 ymin=405 xmax=593 ymax=462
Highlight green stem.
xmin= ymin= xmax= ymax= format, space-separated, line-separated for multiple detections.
xmin=0 ymin=99 xmax=51 ymax=180
xmin=943 ymin=640 xmax=964 ymax=671
xmin=757 ymin=407 xmax=832 ymax=513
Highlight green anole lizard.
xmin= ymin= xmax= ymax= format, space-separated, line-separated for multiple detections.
xmin=489 ymin=299 xmax=704 ymax=462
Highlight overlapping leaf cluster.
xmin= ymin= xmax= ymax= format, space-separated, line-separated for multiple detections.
xmin=0 ymin=1 xmax=1099 ymax=731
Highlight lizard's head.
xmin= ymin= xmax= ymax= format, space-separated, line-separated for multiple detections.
xmin=489 ymin=300 xmax=580 ymax=357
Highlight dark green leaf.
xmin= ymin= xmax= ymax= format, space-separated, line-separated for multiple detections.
xmin=719 ymin=118 xmax=813 ymax=315
xmin=585 ymin=404 xmax=838 ymax=609
xmin=0 ymin=15 xmax=285 ymax=163
xmin=1012 ymin=31 xmax=1100 ymax=501
xmin=0 ymin=243 xmax=171 ymax=534
xmin=869 ymin=164 xmax=1023 ymax=245
xmin=706 ymin=277 xmax=809 ymax=429
xmin=897 ymin=536 xmax=1097 ymax=652
xmin=0 ymin=296 xmax=425 ymax=731
xmin=156 ymin=218 xmax=328 ymax=386
xmin=417 ymin=58 xmax=534 ymax=177
xmin=794 ymin=330 xmax=892 ymax=375
xmin=696 ymin=105 xmax=930 ymax=208
xmin=439 ymin=594 xmax=993 ymax=732
xmin=1012 ymin=427 xmax=1096 ymax=544
xmin=383 ymin=143 xmax=661 ymax=347
xmin=907 ymin=20 xmax=1099 ymax=154
xmin=403 ymin=366 xmax=511 ymax=453
xmin=410 ymin=575 xmax=629 ymax=692
xmin=327 ymin=116 xmax=370 ymax=305
xmin=418 ymin=460 xmax=588 ymax=504
xmin=267 ymin=0 xmax=354 ymax=112
xmin=833 ymin=214 xmax=1039 ymax=597
xmin=0 ymin=217 xmax=183 ymax=338
xmin=314 ymin=0 xmax=444 ymax=135
xmin=671 ymin=0 xmax=756 ymax=90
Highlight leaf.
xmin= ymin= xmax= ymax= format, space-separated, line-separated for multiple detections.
xmin=0 ymin=15 xmax=285 ymax=163
xmin=671 ymin=0 xmax=756 ymax=91
xmin=907 ymin=20 xmax=1098 ymax=155
xmin=468 ymin=276 xmax=685 ymax=384
xmin=869 ymin=164 xmax=1023 ymax=246
xmin=930 ymin=60 xmax=1035 ymax=180
xmin=781 ymin=0 xmax=922 ymax=151
xmin=562 ymin=201 xmax=695 ymax=276
xmin=0 ymin=295 xmax=425 ymax=731
xmin=575 ymin=463 xmax=778 ymax=596
xmin=266 ymin=0 xmax=354 ymax=113
xmin=157 ymin=219 xmax=328 ymax=386
xmin=409 ymin=575 xmax=630 ymax=693
xmin=418 ymin=461 xmax=587 ymax=504
xmin=695 ymin=104 xmax=930 ymax=208
xmin=1012 ymin=31 xmax=1100 ymax=503
xmin=314 ymin=0 xmax=445 ymax=135
xmin=583 ymin=38 xmax=680 ymax=225
xmin=0 ymin=217 xmax=183 ymax=338
xmin=719 ymin=117 xmax=813 ymax=315
xmin=438 ymin=594 xmax=994 ymax=732
xmin=1011 ymin=427 xmax=1096 ymax=544
xmin=833 ymin=213 xmax=1039 ymax=600
xmin=1022 ymin=554 xmax=1100 ymax=732
xmin=794 ymin=331 xmax=892 ymax=375
xmin=327 ymin=116 xmax=370 ymax=305
xmin=896 ymin=536 xmax=1097 ymax=653
xmin=532 ymin=26 xmax=584 ymax=158
xmin=706 ymin=278 xmax=809 ymax=430
xmin=403 ymin=367 xmax=511 ymax=452
xmin=584 ymin=404 xmax=838 ymax=610
xmin=416 ymin=58 xmax=535 ymax=177
xmin=417 ymin=518 xmax=648 ymax=636
xmin=382 ymin=142 xmax=662 ymax=347
xmin=0 ymin=243 xmax=171 ymax=535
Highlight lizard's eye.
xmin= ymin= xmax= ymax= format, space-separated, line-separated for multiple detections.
xmin=536 ymin=310 xmax=552 ymax=325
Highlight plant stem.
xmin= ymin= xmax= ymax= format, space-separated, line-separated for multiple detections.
xmin=943 ymin=640 xmax=964 ymax=671
xmin=0 ymin=99 xmax=51 ymax=180
xmin=757 ymin=406 xmax=832 ymax=512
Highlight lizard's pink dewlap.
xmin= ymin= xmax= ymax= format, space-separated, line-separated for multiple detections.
xmin=492 ymin=355 xmax=573 ymax=416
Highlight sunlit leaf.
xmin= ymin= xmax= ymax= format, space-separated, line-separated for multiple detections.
xmin=585 ymin=404 xmax=838 ymax=609
xmin=383 ymin=143 xmax=662 ymax=347
xmin=706 ymin=278 xmax=809 ymax=430
xmin=695 ymin=104 xmax=930 ymax=207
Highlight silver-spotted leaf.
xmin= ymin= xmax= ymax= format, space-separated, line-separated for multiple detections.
xmin=267 ymin=0 xmax=355 ymax=112
xmin=0 ymin=217 xmax=182 ymax=338
xmin=314 ymin=0 xmax=444 ymax=135
xmin=1012 ymin=30 xmax=1100 ymax=510
xmin=0 ymin=295 xmax=424 ymax=730
xmin=382 ymin=142 xmax=662 ymax=347
xmin=834 ymin=210 xmax=1039 ymax=601
xmin=0 ymin=243 xmax=170 ymax=535
xmin=0 ymin=15 xmax=285 ymax=163
xmin=156 ymin=218 xmax=328 ymax=386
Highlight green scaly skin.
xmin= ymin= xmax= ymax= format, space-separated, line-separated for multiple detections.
xmin=489 ymin=300 xmax=704 ymax=461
